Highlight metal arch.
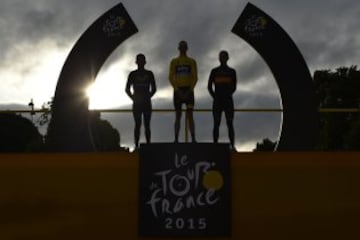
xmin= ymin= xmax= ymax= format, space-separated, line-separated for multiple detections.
xmin=46 ymin=3 xmax=138 ymax=151
xmin=232 ymin=3 xmax=319 ymax=151
xmin=46 ymin=2 xmax=318 ymax=151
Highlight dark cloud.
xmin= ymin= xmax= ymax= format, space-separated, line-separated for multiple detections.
xmin=20 ymin=10 xmax=57 ymax=37
xmin=233 ymin=54 xmax=270 ymax=84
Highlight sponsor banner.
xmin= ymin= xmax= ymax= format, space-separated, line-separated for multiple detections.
xmin=139 ymin=143 xmax=231 ymax=237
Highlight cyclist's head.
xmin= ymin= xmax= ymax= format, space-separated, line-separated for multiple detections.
xmin=136 ymin=53 xmax=146 ymax=67
xmin=178 ymin=40 xmax=188 ymax=53
xmin=219 ymin=50 xmax=229 ymax=64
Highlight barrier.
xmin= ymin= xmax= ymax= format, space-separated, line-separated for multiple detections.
xmin=0 ymin=152 xmax=359 ymax=239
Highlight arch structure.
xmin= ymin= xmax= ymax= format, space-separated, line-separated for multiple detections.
xmin=47 ymin=3 xmax=138 ymax=151
xmin=232 ymin=3 xmax=318 ymax=151
xmin=47 ymin=2 xmax=318 ymax=151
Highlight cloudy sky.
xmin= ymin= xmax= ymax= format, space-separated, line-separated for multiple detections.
xmin=1 ymin=0 xmax=359 ymax=151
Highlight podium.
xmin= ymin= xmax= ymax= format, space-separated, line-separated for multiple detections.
xmin=0 ymin=151 xmax=359 ymax=239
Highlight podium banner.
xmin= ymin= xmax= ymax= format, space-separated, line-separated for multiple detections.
xmin=139 ymin=143 xmax=231 ymax=237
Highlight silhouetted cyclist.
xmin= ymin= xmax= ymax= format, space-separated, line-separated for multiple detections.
xmin=169 ymin=41 xmax=198 ymax=143
xmin=126 ymin=54 xmax=156 ymax=148
xmin=208 ymin=50 xmax=237 ymax=150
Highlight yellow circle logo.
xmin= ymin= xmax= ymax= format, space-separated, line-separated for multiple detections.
xmin=202 ymin=170 xmax=224 ymax=191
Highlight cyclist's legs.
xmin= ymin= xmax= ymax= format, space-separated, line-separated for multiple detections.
xmin=224 ymin=99 xmax=235 ymax=148
xmin=212 ymin=100 xmax=222 ymax=143
xmin=133 ymin=106 xmax=142 ymax=148
xmin=143 ymin=107 xmax=152 ymax=144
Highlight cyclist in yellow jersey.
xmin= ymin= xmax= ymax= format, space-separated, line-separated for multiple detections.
xmin=169 ymin=41 xmax=197 ymax=143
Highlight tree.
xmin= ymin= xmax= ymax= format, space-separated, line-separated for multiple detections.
xmin=89 ymin=111 xmax=128 ymax=151
xmin=343 ymin=119 xmax=360 ymax=150
xmin=314 ymin=66 xmax=360 ymax=150
xmin=253 ymin=66 xmax=359 ymax=151
xmin=253 ymin=138 xmax=277 ymax=152
xmin=35 ymin=98 xmax=127 ymax=152
xmin=0 ymin=113 xmax=43 ymax=152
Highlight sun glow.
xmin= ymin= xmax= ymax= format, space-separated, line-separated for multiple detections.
xmin=87 ymin=61 xmax=133 ymax=109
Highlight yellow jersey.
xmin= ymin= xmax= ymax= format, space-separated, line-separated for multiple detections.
xmin=169 ymin=56 xmax=197 ymax=91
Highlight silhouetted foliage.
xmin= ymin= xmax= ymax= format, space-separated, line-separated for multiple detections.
xmin=254 ymin=66 xmax=359 ymax=151
xmin=40 ymin=97 xmax=128 ymax=152
xmin=0 ymin=113 xmax=43 ymax=152
xmin=37 ymin=98 xmax=53 ymax=126
xmin=253 ymin=138 xmax=277 ymax=152
xmin=314 ymin=66 xmax=360 ymax=150
xmin=89 ymin=111 xmax=127 ymax=151
xmin=343 ymin=119 xmax=360 ymax=150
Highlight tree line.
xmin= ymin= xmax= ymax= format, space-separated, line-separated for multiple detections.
xmin=0 ymin=111 xmax=127 ymax=152
xmin=254 ymin=65 xmax=360 ymax=151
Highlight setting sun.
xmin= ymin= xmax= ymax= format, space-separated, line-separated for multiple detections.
xmin=87 ymin=61 xmax=133 ymax=109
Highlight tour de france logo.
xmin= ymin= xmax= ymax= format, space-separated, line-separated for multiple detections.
xmin=139 ymin=144 xmax=230 ymax=237
xmin=147 ymin=153 xmax=224 ymax=219
xmin=244 ymin=15 xmax=268 ymax=37
xmin=102 ymin=15 xmax=126 ymax=37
